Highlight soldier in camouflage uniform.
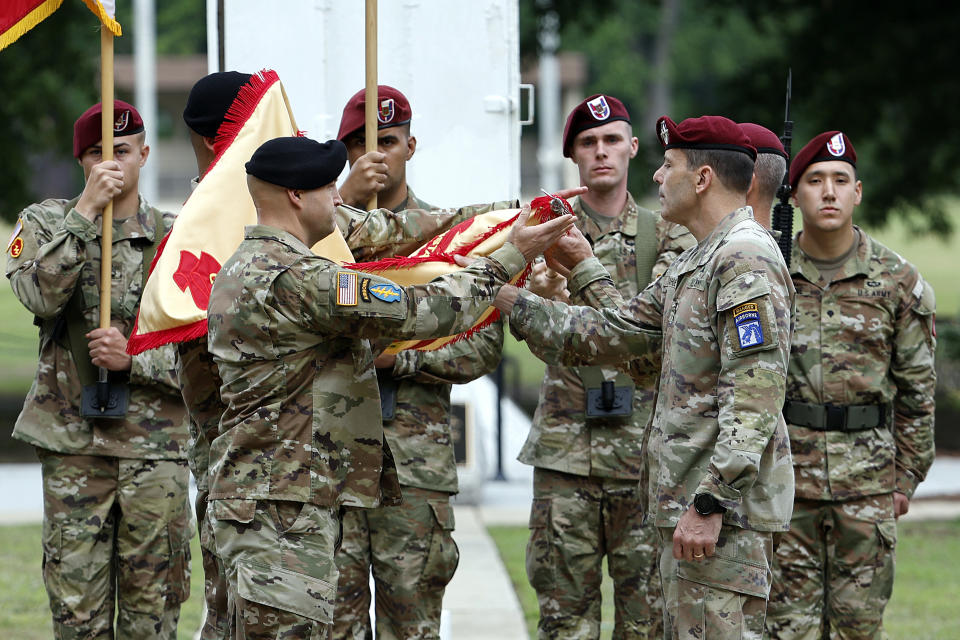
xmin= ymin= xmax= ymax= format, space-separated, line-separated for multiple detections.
xmin=496 ymin=115 xmax=796 ymax=640
xmin=765 ymin=132 xmax=936 ymax=640
xmin=176 ymin=76 xmax=518 ymax=640
xmin=521 ymin=94 xmax=694 ymax=639
xmin=206 ymin=136 xmax=575 ymax=639
xmin=332 ymin=86 xmax=505 ymax=639
xmin=6 ymin=101 xmax=191 ymax=639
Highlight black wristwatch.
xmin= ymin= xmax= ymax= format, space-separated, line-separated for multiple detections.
xmin=693 ymin=493 xmax=727 ymax=516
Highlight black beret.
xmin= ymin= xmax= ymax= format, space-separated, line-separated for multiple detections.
xmin=245 ymin=137 xmax=347 ymax=190
xmin=183 ymin=71 xmax=253 ymax=137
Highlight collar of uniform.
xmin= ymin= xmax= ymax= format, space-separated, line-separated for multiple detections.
xmin=674 ymin=206 xmax=755 ymax=275
xmin=243 ymin=223 xmax=314 ymax=254
xmin=571 ymin=193 xmax=638 ymax=238
xmin=391 ymin=186 xmax=435 ymax=213
xmin=790 ymin=225 xmax=871 ymax=283
xmin=108 ymin=196 xmax=164 ymax=244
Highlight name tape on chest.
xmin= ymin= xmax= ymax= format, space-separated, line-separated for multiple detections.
xmin=732 ymin=302 xmax=764 ymax=348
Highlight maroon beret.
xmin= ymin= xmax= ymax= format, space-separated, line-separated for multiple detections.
xmin=337 ymin=85 xmax=412 ymax=141
xmin=73 ymin=100 xmax=144 ymax=158
xmin=656 ymin=115 xmax=756 ymax=160
xmin=562 ymin=94 xmax=631 ymax=158
xmin=789 ymin=131 xmax=856 ymax=188
xmin=738 ymin=123 xmax=787 ymax=158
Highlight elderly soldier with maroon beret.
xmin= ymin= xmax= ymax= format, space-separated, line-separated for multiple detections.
xmin=6 ymin=100 xmax=191 ymax=638
xmin=495 ymin=115 xmax=796 ymax=639
xmin=331 ymin=85 xmax=506 ymax=640
xmin=765 ymin=132 xmax=936 ymax=639
xmin=206 ymin=135 xmax=576 ymax=639
xmin=521 ymin=94 xmax=694 ymax=639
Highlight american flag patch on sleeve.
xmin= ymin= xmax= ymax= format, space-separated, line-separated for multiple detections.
xmin=337 ymin=271 xmax=358 ymax=306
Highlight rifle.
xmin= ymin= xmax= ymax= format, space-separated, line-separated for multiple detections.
xmin=772 ymin=69 xmax=794 ymax=267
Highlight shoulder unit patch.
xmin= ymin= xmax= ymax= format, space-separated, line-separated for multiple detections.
xmin=369 ymin=282 xmax=402 ymax=303
xmin=732 ymin=302 xmax=764 ymax=349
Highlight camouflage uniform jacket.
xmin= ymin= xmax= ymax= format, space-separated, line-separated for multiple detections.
xmin=519 ymin=193 xmax=694 ymax=479
xmin=206 ymin=224 xmax=525 ymax=509
xmin=510 ymin=207 xmax=796 ymax=531
xmin=383 ymin=188 xmax=504 ymax=493
xmin=7 ymin=196 xmax=188 ymax=459
xmin=787 ymin=227 xmax=936 ymax=501
xmin=175 ymin=191 xmax=515 ymax=492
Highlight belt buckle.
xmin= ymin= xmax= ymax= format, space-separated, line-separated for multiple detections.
xmin=824 ymin=403 xmax=845 ymax=430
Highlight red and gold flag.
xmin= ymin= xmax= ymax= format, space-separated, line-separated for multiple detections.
xmin=0 ymin=0 xmax=63 ymax=50
xmin=127 ymin=70 xmax=354 ymax=355
xmin=80 ymin=0 xmax=120 ymax=35
xmin=348 ymin=195 xmax=565 ymax=352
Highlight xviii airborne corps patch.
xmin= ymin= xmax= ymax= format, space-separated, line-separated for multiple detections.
xmin=733 ymin=302 xmax=764 ymax=348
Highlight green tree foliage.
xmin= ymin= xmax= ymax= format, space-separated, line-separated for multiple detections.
xmin=0 ymin=4 xmax=100 ymax=220
xmin=713 ymin=2 xmax=958 ymax=234
xmin=0 ymin=0 xmax=205 ymax=223
xmin=522 ymin=1 xmax=957 ymax=232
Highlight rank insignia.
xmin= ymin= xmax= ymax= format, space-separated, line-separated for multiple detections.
xmin=587 ymin=95 xmax=610 ymax=120
xmin=7 ymin=217 xmax=23 ymax=257
xmin=732 ymin=302 xmax=764 ymax=348
xmin=826 ymin=132 xmax=846 ymax=157
xmin=369 ymin=283 xmax=402 ymax=303
xmin=378 ymin=98 xmax=395 ymax=124
xmin=337 ymin=272 xmax=358 ymax=306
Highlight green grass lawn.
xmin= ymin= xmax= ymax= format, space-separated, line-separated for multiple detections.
xmin=0 ymin=523 xmax=204 ymax=638
xmin=490 ymin=518 xmax=960 ymax=640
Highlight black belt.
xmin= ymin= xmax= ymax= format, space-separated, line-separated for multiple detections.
xmin=782 ymin=400 xmax=889 ymax=432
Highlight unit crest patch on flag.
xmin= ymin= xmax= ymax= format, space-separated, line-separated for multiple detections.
xmin=337 ymin=271 xmax=358 ymax=306
xmin=378 ymin=98 xmax=395 ymax=124
xmin=7 ymin=217 xmax=23 ymax=257
xmin=732 ymin=302 xmax=764 ymax=349
xmin=587 ymin=95 xmax=610 ymax=120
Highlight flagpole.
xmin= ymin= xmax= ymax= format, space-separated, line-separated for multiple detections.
xmin=364 ymin=0 xmax=377 ymax=211
xmin=99 ymin=23 xmax=114 ymax=328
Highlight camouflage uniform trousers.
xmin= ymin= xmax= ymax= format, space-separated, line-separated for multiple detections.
xmin=332 ymin=485 xmax=459 ymax=640
xmin=196 ymin=488 xmax=229 ymax=640
xmin=210 ymin=498 xmax=341 ymax=640
xmin=657 ymin=525 xmax=773 ymax=640
xmin=765 ymin=494 xmax=897 ymax=640
xmin=526 ymin=467 xmax=662 ymax=639
xmin=37 ymin=449 xmax=192 ymax=639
